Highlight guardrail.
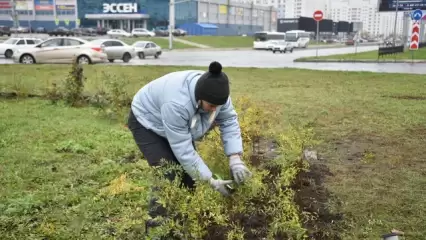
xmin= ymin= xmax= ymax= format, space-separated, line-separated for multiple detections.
xmin=377 ymin=45 xmax=404 ymax=58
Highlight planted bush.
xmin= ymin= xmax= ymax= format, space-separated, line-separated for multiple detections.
xmin=141 ymin=96 xmax=316 ymax=240
xmin=62 ymin=59 xmax=86 ymax=106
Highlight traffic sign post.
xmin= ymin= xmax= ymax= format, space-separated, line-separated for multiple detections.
xmin=410 ymin=20 xmax=421 ymax=62
xmin=411 ymin=9 xmax=423 ymax=21
xmin=410 ymin=21 xmax=420 ymax=50
xmin=313 ymin=10 xmax=323 ymax=58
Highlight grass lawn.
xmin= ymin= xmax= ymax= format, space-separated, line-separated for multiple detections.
xmin=178 ymin=36 xmax=254 ymax=48
xmin=299 ymin=46 xmax=426 ymax=61
xmin=175 ymin=36 xmax=330 ymax=48
xmin=119 ymin=36 xmax=195 ymax=49
xmin=1 ymin=65 xmax=426 ymax=239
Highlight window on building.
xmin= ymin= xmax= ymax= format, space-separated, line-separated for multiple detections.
xmin=0 ymin=9 xmax=11 ymax=14
xmin=17 ymin=10 xmax=33 ymax=15
xmin=56 ymin=9 xmax=75 ymax=15
xmin=36 ymin=10 xmax=54 ymax=15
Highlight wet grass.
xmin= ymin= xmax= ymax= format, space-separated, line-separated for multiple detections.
xmin=179 ymin=36 xmax=254 ymax=48
xmin=298 ymin=46 xmax=426 ymax=61
xmin=1 ymin=65 xmax=426 ymax=239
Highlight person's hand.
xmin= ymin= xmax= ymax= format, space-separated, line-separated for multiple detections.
xmin=229 ymin=155 xmax=252 ymax=185
xmin=209 ymin=178 xmax=234 ymax=196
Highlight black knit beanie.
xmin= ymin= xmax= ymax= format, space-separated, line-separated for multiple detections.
xmin=195 ymin=61 xmax=230 ymax=106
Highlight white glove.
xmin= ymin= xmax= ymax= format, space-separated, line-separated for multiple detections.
xmin=209 ymin=178 xmax=234 ymax=196
xmin=229 ymin=155 xmax=252 ymax=185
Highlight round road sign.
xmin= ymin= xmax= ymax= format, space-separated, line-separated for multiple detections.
xmin=313 ymin=10 xmax=323 ymax=21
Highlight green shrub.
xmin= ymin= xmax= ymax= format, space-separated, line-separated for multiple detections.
xmin=91 ymin=71 xmax=132 ymax=122
xmin=62 ymin=60 xmax=86 ymax=106
xmin=141 ymin=96 xmax=315 ymax=240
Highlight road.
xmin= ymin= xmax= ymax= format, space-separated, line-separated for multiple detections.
xmin=124 ymin=45 xmax=426 ymax=74
xmin=1 ymin=45 xmax=426 ymax=74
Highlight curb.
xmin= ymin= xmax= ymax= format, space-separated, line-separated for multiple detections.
xmin=294 ymin=58 xmax=426 ymax=63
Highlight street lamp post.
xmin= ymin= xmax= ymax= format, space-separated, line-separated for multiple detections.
xmin=168 ymin=0 xmax=175 ymax=50
xmin=393 ymin=0 xmax=399 ymax=46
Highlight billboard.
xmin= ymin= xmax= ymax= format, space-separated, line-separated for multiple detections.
xmin=277 ymin=18 xmax=299 ymax=32
xmin=16 ymin=0 xmax=33 ymax=10
xmin=34 ymin=0 xmax=53 ymax=10
xmin=379 ymin=0 xmax=426 ymax=12
xmin=0 ymin=0 xmax=11 ymax=9
xmin=277 ymin=17 xmax=334 ymax=33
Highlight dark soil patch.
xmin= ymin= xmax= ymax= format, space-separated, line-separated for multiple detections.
xmin=334 ymin=137 xmax=374 ymax=162
xmin=292 ymin=158 xmax=344 ymax=239
xmin=385 ymin=95 xmax=426 ymax=100
xmin=0 ymin=91 xmax=42 ymax=99
xmin=205 ymin=137 xmax=345 ymax=240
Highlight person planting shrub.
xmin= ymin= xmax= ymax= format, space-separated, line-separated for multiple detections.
xmin=127 ymin=61 xmax=253 ymax=233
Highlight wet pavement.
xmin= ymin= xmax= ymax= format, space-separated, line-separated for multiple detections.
xmin=2 ymin=45 xmax=426 ymax=74
xmin=121 ymin=45 xmax=426 ymax=74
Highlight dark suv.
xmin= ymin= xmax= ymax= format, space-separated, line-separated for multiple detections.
xmin=0 ymin=26 xmax=11 ymax=36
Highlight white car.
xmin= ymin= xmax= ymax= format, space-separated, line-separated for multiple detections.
xmin=271 ymin=42 xmax=294 ymax=54
xmin=90 ymin=39 xmax=136 ymax=63
xmin=0 ymin=37 xmax=42 ymax=58
xmin=132 ymin=41 xmax=162 ymax=59
xmin=13 ymin=37 xmax=108 ymax=64
xmin=131 ymin=28 xmax=155 ymax=37
xmin=107 ymin=29 xmax=132 ymax=37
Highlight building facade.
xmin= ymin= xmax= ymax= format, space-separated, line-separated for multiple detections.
xmin=254 ymin=0 xmax=327 ymax=19
xmin=324 ymin=0 xmax=403 ymax=37
xmin=0 ymin=0 xmax=276 ymax=35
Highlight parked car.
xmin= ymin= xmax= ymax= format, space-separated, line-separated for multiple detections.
xmin=131 ymin=28 xmax=155 ymax=37
xmin=172 ymin=28 xmax=187 ymax=36
xmin=0 ymin=37 xmax=42 ymax=58
xmin=0 ymin=25 xmax=11 ymax=36
xmin=132 ymin=40 xmax=162 ymax=59
xmin=16 ymin=26 xmax=30 ymax=33
xmin=153 ymin=26 xmax=169 ymax=36
xmin=96 ymin=27 xmax=109 ymax=35
xmin=48 ymin=27 xmax=73 ymax=36
xmin=107 ymin=29 xmax=132 ymax=37
xmin=13 ymin=37 xmax=108 ymax=64
xmin=35 ymin=27 xmax=47 ymax=33
xmin=345 ymin=39 xmax=355 ymax=45
xmin=271 ymin=42 xmax=294 ymax=53
xmin=89 ymin=39 xmax=136 ymax=63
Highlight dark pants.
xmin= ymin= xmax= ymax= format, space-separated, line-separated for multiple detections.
xmin=127 ymin=109 xmax=196 ymax=222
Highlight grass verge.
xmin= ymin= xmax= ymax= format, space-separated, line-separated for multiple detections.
xmin=178 ymin=36 xmax=254 ymax=48
xmin=1 ymin=65 xmax=426 ymax=239
xmin=297 ymin=46 xmax=426 ymax=61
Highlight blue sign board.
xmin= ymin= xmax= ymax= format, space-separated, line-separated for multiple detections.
xmin=412 ymin=9 xmax=423 ymax=20
xmin=379 ymin=0 xmax=426 ymax=11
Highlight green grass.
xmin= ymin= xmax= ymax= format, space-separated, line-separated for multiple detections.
xmin=1 ymin=65 xmax=426 ymax=239
xmin=176 ymin=36 xmax=330 ymax=48
xmin=120 ymin=36 xmax=195 ymax=49
xmin=178 ymin=36 xmax=254 ymax=48
xmin=0 ymin=98 xmax=151 ymax=239
xmin=299 ymin=46 xmax=426 ymax=61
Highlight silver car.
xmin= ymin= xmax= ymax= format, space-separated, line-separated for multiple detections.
xmin=132 ymin=41 xmax=162 ymax=59
xmin=89 ymin=39 xmax=136 ymax=63
xmin=13 ymin=37 xmax=108 ymax=64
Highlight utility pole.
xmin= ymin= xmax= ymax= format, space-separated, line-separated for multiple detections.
xmin=168 ymin=0 xmax=175 ymax=50
xmin=10 ymin=0 xmax=19 ymax=28
xmin=393 ymin=0 xmax=399 ymax=46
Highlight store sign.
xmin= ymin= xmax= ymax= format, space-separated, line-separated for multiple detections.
xmin=103 ymin=3 xmax=137 ymax=13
